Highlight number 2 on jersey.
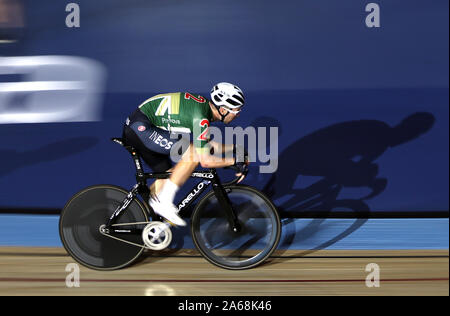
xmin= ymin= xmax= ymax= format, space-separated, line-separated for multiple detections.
xmin=185 ymin=93 xmax=206 ymax=103
xmin=197 ymin=119 xmax=210 ymax=141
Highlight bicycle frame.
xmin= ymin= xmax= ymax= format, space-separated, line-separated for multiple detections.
xmin=105 ymin=138 xmax=240 ymax=235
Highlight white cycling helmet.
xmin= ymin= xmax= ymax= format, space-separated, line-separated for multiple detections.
xmin=210 ymin=82 xmax=245 ymax=110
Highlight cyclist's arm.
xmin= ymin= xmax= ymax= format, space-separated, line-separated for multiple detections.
xmin=195 ymin=147 xmax=235 ymax=169
xmin=194 ymin=143 xmax=248 ymax=183
xmin=208 ymin=140 xmax=235 ymax=156
xmin=191 ymin=116 xmax=238 ymax=169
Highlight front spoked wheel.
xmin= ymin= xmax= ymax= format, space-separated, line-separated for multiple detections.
xmin=59 ymin=185 xmax=148 ymax=270
xmin=191 ymin=185 xmax=281 ymax=270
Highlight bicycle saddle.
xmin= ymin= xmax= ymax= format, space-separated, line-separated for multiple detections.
xmin=111 ymin=138 xmax=138 ymax=155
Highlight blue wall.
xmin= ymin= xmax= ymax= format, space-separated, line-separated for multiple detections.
xmin=0 ymin=0 xmax=448 ymax=215
xmin=9 ymin=0 xmax=449 ymax=92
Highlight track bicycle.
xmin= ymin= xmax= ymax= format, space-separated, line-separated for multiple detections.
xmin=59 ymin=138 xmax=281 ymax=270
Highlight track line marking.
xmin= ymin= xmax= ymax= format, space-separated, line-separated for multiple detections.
xmin=0 ymin=277 xmax=447 ymax=283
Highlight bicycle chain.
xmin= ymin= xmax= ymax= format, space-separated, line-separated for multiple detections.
xmin=99 ymin=222 xmax=148 ymax=249
xmin=99 ymin=221 xmax=173 ymax=250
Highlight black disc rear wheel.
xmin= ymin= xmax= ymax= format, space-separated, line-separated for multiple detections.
xmin=59 ymin=185 xmax=148 ymax=270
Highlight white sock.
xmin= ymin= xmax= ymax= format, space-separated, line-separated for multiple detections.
xmin=157 ymin=180 xmax=179 ymax=204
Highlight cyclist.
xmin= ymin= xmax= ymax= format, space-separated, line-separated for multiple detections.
xmin=122 ymin=82 xmax=248 ymax=226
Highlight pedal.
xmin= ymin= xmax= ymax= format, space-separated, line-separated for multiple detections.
xmin=164 ymin=219 xmax=177 ymax=227
xmin=142 ymin=221 xmax=173 ymax=251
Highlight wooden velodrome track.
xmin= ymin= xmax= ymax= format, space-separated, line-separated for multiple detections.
xmin=0 ymin=247 xmax=447 ymax=296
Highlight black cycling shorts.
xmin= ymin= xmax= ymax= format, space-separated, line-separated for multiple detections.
xmin=122 ymin=109 xmax=189 ymax=172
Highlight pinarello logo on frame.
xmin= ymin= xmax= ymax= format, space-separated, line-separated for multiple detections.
xmin=138 ymin=126 xmax=146 ymax=132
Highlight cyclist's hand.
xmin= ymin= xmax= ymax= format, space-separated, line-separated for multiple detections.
xmin=234 ymin=145 xmax=249 ymax=162
xmin=233 ymin=145 xmax=249 ymax=183
xmin=235 ymin=161 xmax=249 ymax=184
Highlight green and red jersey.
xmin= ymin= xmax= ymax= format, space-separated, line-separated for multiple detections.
xmin=138 ymin=92 xmax=213 ymax=152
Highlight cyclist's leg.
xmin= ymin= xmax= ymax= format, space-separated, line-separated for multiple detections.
xmin=148 ymin=145 xmax=199 ymax=220
xmin=122 ymin=110 xmax=188 ymax=225
xmin=122 ymin=110 xmax=173 ymax=193
xmin=150 ymin=169 xmax=172 ymax=197
xmin=122 ymin=122 xmax=173 ymax=172
xmin=148 ymin=145 xmax=200 ymax=226
xmin=170 ymin=143 xmax=199 ymax=187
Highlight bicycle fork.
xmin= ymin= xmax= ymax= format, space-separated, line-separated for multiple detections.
xmin=210 ymin=170 xmax=241 ymax=233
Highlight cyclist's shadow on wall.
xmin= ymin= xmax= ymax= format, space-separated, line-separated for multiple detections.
xmin=252 ymin=112 xmax=435 ymax=256
xmin=0 ymin=137 xmax=99 ymax=178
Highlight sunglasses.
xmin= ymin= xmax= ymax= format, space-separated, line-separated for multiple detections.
xmin=210 ymin=100 xmax=242 ymax=115
xmin=222 ymin=107 xmax=242 ymax=115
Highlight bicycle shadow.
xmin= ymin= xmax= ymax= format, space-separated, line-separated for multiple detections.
xmin=140 ymin=112 xmax=436 ymax=263
xmin=252 ymin=112 xmax=435 ymax=261
xmin=0 ymin=137 xmax=99 ymax=178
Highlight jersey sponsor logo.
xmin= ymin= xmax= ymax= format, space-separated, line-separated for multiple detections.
xmin=150 ymin=93 xmax=180 ymax=116
xmin=162 ymin=117 xmax=181 ymax=125
xmin=149 ymin=130 xmax=173 ymax=150
xmin=138 ymin=125 xmax=146 ymax=132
